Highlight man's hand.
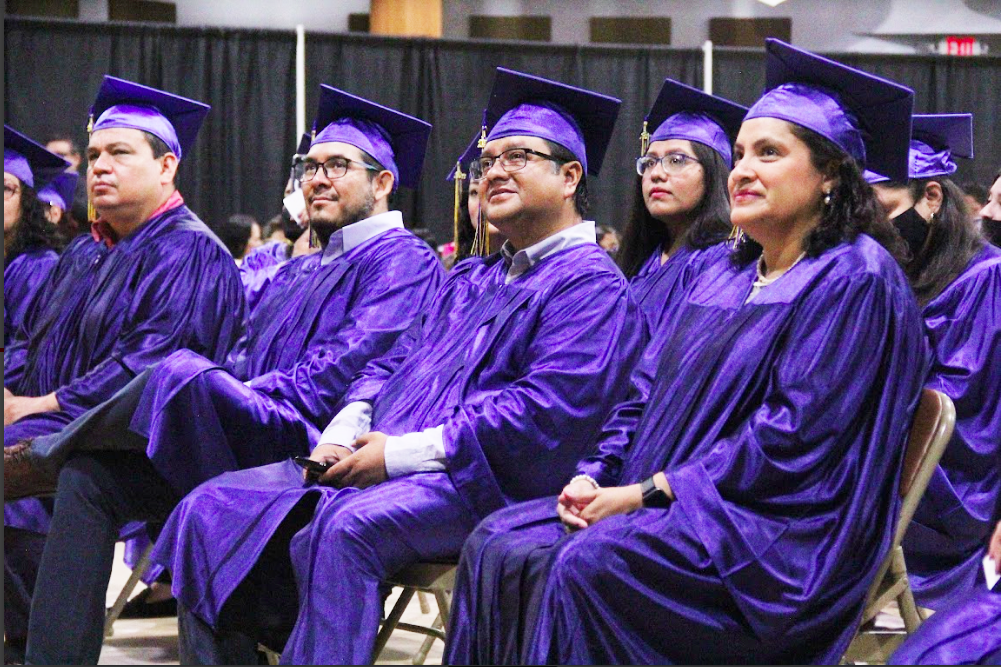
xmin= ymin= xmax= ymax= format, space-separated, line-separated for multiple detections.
xmin=303 ymin=444 xmax=352 ymax=482
xmin=4 ymin=392 xmax=59 ymax=426
xmin=557 ymin=479 xmax=600 ymax=531
xmin=319 ymin=432 xmax=388 ymax=489
xmin=989 ymin=520 xmax=1001 ymax=575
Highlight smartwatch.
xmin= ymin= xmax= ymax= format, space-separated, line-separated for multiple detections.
xmin=640 ymin=476 xmax=672 ymax=509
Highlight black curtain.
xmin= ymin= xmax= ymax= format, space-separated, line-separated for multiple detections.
xmin=4 ymin=18 xmax=296 ymax=228
xmin=7 ymin=16 xmax=1000 ymax=243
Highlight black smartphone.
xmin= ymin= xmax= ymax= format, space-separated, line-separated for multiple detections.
xmin=293 ymin=456 xmax=333 ymax=475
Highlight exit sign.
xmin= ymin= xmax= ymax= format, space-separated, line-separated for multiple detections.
xmin=937 ymin=36 xmax=987 ymax=56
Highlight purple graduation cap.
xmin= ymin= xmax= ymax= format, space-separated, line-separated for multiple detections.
xmin=38 ymin=172 xmax=80 ymax=211
xmin=483 ymin=67 xmax=622 ymax=175
xmin=295 ymin=133 xmax=311 ymax=157
xmin=90 ymin=76 xmax=210 ymax=161
xmin=644 ymin=78 xmax=747 ymax=165
xmin=446 ymin=132 xmax=483 ymax=182
xmin=4 ymin=125 xmax=70 ymax=190
xmin=310 ymin=85 xmax=432 ymax=191
xmin=865 ymin=113 xmax=973 ymax=184
xmin=745 ymin=39 xmax=915 ymax=183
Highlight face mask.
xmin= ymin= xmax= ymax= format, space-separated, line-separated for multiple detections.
xmin=892 ymin=207 xmax=930 ymax=261
xmin=982 ymin=217 xmax=1001 ymax=247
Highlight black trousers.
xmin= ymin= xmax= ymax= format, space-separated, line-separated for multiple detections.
xmin=24 ymin=451 xmax=180 ymax=664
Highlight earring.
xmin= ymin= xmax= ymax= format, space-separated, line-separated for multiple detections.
xmin=823 ymin=191 xmax=832 ymax=206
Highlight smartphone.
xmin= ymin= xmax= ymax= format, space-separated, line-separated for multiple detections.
xmin=293 ymin=456 xmax=333 ymax=476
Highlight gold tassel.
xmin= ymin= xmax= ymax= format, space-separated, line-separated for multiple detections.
xmin=639 ymin=119 xmax=650 ymax=156
xmin=728 ymin=225 xmax=744 ymax=246
xmin=453 ymin=161 xmax=465 ymax=259
xmin=86 ymin=113 xmax=96 ymax=223
xmin=477 ymin=124 xmax=487 ymax=150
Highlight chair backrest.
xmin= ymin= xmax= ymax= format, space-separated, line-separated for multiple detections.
xmin=861 ymin=388 xmax=956 ymax=610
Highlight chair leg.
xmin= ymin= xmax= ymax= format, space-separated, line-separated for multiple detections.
xmin=412 ymin=614 xmax=442 ymax=665
xmin=418 ymin=591 xmax=431 ymax=614
xmin=104 ymin=542 xmax=154 ymax=638
xmin=373 ymin=586 xmax=416 ymax=663
xmin=891 ymin=548 xmax=923 ymax=634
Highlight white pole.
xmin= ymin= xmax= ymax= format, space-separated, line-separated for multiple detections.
xmin=702 ymin=40 xmax=713 ymax=95
xmin=296 ymin=24 xmax=306 ymax=142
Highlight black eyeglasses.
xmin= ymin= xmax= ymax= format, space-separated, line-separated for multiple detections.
xmin=478 ymin=147 xmax=568 ymax=176
xmin=4 ymin=183 xmax=19 ymax=200
xmin=300 ymin=156 xmax=381 ymax=182
xmin=635 ymin=152 xmax=702 ymax=176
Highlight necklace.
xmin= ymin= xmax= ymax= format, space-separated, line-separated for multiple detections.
xmin=753 ymin=251 xmax=807 ymax=289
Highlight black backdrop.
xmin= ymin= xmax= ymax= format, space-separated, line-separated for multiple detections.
xmin=6 ymin=17 xmax=1000 ymax=242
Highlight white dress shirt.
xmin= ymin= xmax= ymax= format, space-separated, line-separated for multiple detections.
xmin=317 ymin=221 xmax=598 ymax=478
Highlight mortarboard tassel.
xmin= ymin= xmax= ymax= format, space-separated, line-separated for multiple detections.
xmin=86 ymin=113 xmax=96 ymax=223
xmin=477 ymin=123 xmax=487 ymax=150
xmin=640 ymin=119 xmax=650 ymax=156
xmin=453 ymin=161 xmax=466 ymax=260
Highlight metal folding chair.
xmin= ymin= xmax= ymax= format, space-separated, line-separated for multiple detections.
xmin=842 ymin=388 xmax=956 ymax=664
xmin=373 ymin=561 xmax=457 ymax=665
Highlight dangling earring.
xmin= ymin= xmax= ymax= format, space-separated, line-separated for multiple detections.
xmin=823 ymin=191 xmax=832 ymax=206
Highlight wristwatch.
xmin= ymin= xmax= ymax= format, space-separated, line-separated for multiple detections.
xmin=640 ymin=476 xmax=672 ymax=508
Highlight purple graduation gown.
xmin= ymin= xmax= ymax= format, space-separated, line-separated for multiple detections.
xmin=4 ymin=204 xmax=245 ymax=533
xmin=4 ymin=247 xmax=59 ymax=347
xmin=628 ymin=242 xmax=731 ymax=334
xmin=153 ymin=242 xmax=645 ymax=664
xmin=902 ymin=243 xmax=1001 ymax=609
xmin=239 ymin=239 xmax=290 ymax=314
xmin=445 ymin=234 xmax=928 ymax=665
xmin=131 ymin=227 xmax=444 ymax=496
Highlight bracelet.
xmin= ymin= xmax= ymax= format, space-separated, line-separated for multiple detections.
xmin=569 ymin=474 xmax=600 ymax=490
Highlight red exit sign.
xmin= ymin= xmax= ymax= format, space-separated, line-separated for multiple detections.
xmin=937 ymin=36 xmax=985 ymax=56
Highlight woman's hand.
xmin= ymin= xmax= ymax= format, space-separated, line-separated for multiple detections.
xmin=557 ymin=479 xmax=600 ymax=531
xmin=557 ymin=481 xmax=644 ymax=531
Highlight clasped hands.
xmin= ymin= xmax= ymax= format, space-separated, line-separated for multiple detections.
xmin=556 ymin=479 xmax=643 ymax=531
xmin=4 ymin=388 xmax=60 ymax=426
xmin=304 ymin=432 xmax=388 ymax=489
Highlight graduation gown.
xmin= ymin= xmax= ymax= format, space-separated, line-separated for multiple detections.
xmin=3 ymin=247 xmax=59 ymax=347
xmin=902 ymin=243 xmax=1001 ymax=609
xmin=4 ymin=204 xmax=244 ymax=532
xmin=445 ymin=234 xmax=928 ymax=665
xmin=152 ymin=242 xmax=645 ymax=663
xmin=129 ymin=227 xmax=444 ymax=496
xmin=240 ymin=239 xmax=290 ymax=314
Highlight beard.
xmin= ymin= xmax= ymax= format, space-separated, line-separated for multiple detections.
xmin=310 ymin=186 xmax=377 ymax=241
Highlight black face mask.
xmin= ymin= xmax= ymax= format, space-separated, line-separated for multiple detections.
xmin=982 ymin=217 xmax=1001 ymax=247
xmin=892 ymin=207 xmax=931 ymax=261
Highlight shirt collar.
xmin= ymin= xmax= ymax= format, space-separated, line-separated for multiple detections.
xmin=322 ymin=210 xmax=405 ymax=264
xmin=90 ymin=190 xmax=185 ymax=249
xmin=501 ymin=221 xmax=597 ymax=283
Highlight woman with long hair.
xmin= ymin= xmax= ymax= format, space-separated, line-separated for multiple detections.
xmin=4 ymin=127 xmax=66 ymax=346
xmin=617 ymin=78 xmax=744 ymax=332
xmin=869 ymin=114 xmax=1001 ymax=612
xmin=444 ymin=40 xmax=926 ymax=665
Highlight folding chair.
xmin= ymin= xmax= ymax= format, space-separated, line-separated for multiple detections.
xmin=373 ymin=560 xmax=457 ymax=665
xmin=103 ymin=541 xmax=154 ymax=638
xmin=842 ymin=388 xmax=956 ymax=664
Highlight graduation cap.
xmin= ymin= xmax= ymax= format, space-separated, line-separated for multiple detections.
xmin=642 ymin=78 xmax=747 ymax=165
xmin=4 ymin=125 xmax=70 ymax=190
xmin=295 ymin=133 xmax=311 ymax=157
xmin=864 ymin=113 xmax=973 ymax=184
xmin=446 ymin=132 xmax=486 ymax=256
xmin=446 ymin=132 xmax=483 ymax=183
xmin=38 ymin=172 xmax=80 ymax=211
xmin=745 ymin=39 xmax=915 ymax=183
xmin=90 ymin=76 xmax=210 ymax=161
xmin=310 ymin=85 xmax=432 ymax=191
xmin=482 ymin=67 xmax=622 ymax=176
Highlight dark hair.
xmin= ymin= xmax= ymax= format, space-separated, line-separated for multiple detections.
xmin=542 ymin=139 xmax=589 ymax=217
xmin=905 ymin=177 xmax=985 ymax=305
xmin=142 ymin=131 xmax=172 ymax=159
xmin=45 ymin=134 xmax=81 ymax=156
xmin=618 ymin=141 xmax=731 ymax=278
xmin=732 ymin=124 xmax=907 ymax=267
xmin=216 ymin=214 xmax=259 ymax=260
xmin=960 ymin=181 xmax=989 ymax=206
xmin=5 ymin=183 xmax=63 ymax=267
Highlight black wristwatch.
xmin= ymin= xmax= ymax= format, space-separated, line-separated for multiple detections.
xmin=640 ymin=476 xmax=672 ymax=508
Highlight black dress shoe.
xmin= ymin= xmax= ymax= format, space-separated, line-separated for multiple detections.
xmin=114 ymin=588 xmax=178 ymax=619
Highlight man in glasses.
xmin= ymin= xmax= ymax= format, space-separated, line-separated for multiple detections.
xmin=152 ymin=67 xmax=645 ymax=665
xmin=7 ymin=85 xmax=443 ymax=665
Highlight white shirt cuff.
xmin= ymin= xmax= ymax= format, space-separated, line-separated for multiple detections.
xmin=316 ymin=401 xmax=373 ymax=452
xmin=384 ymin=425 xmax=447 ymax=478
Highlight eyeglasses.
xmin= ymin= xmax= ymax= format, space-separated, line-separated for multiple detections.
xmin=635 ymin=152 xmax=702 ymax=177
xmin=300 ymin=156 xmax=381 ymax=182
xmin=4 ymin=183 xmax=19 ymax=200
xmin=478 ymin=147 xmax=568 ymax=176
xmin=467 ymin=159 xmax=484 ymax=183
